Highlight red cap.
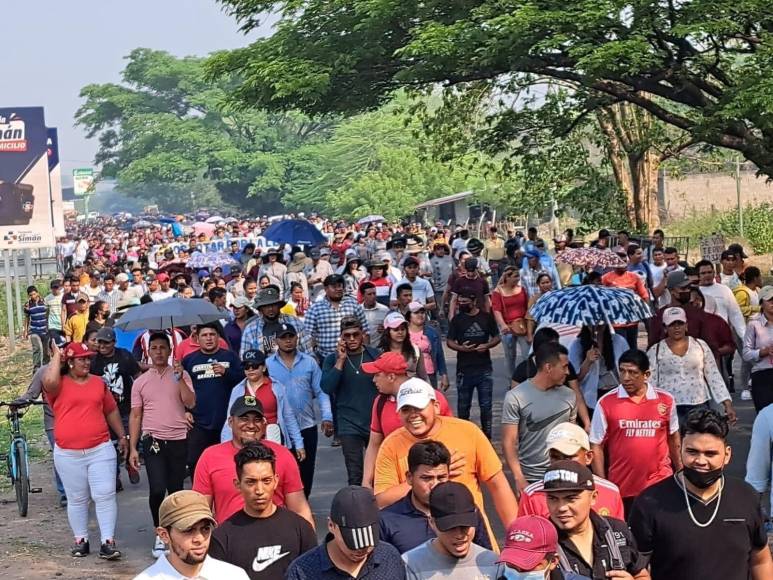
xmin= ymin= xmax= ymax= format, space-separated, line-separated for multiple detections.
xmin=156 ymin=272 xmax=170 ymax=282
xmin=361 ymin=352 xmax=408 ymax=375
xmin=64 ymin=342 xmax=96 ymax=360
xmin=498 ymin=516 xmax=558 ymax=570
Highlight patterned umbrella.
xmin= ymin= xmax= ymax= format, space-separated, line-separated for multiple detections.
xmin=529 ymin=285 xmax=652 ymax=327
xmin=357 ymin=215 xmax=386 ymax=225
xmin=187 ymin=251 xmax=239 ymax=270
xmin=555 ymin=247 xmax=627 ymax=269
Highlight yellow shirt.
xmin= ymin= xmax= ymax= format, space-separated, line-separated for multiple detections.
xmin=374 ymin=415 xmax=503 ymax=548
xmin=483 ymin=237 xmax=505 ymax=261
xmin=64 ymin=312 xmax=88 ymax=343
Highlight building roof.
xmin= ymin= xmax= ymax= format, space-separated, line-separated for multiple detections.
xmin=415 ymin=191 xmax=475 ymax=209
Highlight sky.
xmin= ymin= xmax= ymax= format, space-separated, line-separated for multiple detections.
xmin=4 ymin=1 xmax=272 ymax=185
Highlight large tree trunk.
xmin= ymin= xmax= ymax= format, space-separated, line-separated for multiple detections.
xmin=596 ymin=102 xmax=662 ymax=231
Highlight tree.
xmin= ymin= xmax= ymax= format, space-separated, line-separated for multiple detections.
xmin=209 ymin=0 xmax=773 ymax=225
xmin=76 ymin=48 xmax=332 ymax=213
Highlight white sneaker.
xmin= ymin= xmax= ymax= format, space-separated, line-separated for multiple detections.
xmin=151 ymin=535 xmax=166 ymax=558
xmin=741 ymin=389 xmax=752 ymax=401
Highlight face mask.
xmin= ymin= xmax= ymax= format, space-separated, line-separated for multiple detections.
xmin=682 ymin=466 xmax=723 ymax=489
xmin=502 ymin=568 xmax=548 ymax=580
xmin=458 ymin=304 xmax=472 ymax=313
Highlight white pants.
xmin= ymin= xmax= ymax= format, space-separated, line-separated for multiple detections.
xmin=54 ymin=441 xmax=117 ymax=543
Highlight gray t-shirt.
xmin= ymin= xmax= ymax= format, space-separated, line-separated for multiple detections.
xmin=402 ymin=540 xmax=501 ymax=580
xmin=501 ymin=379 xmax=577 ymax=481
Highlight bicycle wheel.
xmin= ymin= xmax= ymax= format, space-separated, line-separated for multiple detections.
xmin=13 ymin=443 xmax=29 ymax=517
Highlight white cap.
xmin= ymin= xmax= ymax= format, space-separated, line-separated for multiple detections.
xmin=662 ymin=306 xmax=687 ymax=326
xmin=396 ymin=378 xmax=437 ymax=411
xmin=383 ymin=311 xmax=407 ymax=329
xmin=546 ymin=422 xmax=590 ymax=455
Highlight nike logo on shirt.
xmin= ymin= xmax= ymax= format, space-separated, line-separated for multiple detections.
xmin=524 ymin=409 xmax=571 ymax=432
xmin=253 ymin=550 xmax=290 ymax=572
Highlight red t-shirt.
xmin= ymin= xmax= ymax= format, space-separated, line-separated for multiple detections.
xmin=519 ymin=475 xmax=624 ymax=520
xmin=589 ymin=385 xmax=678 ymax=498
xmin=491 ymin=288 xmax=528 ymax=323
xmin=47 ymin=374 xmax=117 ymax=450
xmin=192 ymin=440 xmax=303 ymax=524
xmin=174 ymin=336 xmax=231 ymax=360
xmin=243 ymin=378 xmax=279 ymax=425
xmin=370 ymin=390 xmax=453 ymax=437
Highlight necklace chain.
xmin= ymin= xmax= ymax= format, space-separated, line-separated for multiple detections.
xmin=346 ymin=351 xmax=364 ymax=374
xmin=678 ymin=472 xmax=724 ymax=528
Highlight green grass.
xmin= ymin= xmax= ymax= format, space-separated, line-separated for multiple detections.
xmin=0 ymin=278 xmax=53 ymax=338
xmin=0 ymin=349 xmax=47 ymax=491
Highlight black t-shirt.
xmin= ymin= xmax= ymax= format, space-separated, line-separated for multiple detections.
xmin=261 ymin=319 xmax=284 ymax=354
xmin=90 ymin=347 xmax=142 ymax=417
xmin=628 ymin=475 xmax=768 ymax=580
xmin=209 ymin=507 xmax=317 ymax=580
xmin=448 ymin=311 xmax=499 ymax=373
xmin=513 ymin=356 xmax=578 ymax=384
xmin=558 ymin=511 xmax=645 ymax=579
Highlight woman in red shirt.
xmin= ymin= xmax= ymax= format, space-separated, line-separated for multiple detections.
xmin=42 ymin=341 xmax=128 ymax=560
xmin=491 ymin=266 xmax=530 ymax=379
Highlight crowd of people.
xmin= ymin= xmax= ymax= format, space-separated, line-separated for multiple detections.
xmin=11 ymin=213 xmax=773 ymax=579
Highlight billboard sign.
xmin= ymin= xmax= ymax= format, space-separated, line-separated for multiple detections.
xmin=47 ymin=128 xmax=66 ymax=236
xmin=0 ymin=107 xmax=54 ymax=249
xmin=73 ymin=167 xmax=94 ymax=197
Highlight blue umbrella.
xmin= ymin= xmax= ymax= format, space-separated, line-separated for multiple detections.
xmin=529 ymin=285 xmax=652 ymax=328
xmin=115 ymin=297 xmax=227 ymax=332
xmin=263 ymin=219 xmax=326 ymax=247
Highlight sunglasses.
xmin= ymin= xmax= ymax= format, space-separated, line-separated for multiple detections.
xmin=243 ymin=362 xmax=263 ymax=370
xmin=341 ymin=331 xmax=362 ymax=339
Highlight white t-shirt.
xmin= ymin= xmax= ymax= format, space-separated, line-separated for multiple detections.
xmin=389 ymin=276 xmax=434 ymax=304
xmin=150 ymin=288 xmax=178 ymax=302
xmin=133 ymin=554 xmax=249 ymax=580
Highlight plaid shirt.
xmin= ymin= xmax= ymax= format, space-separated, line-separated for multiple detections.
xmin=304 ymin=295 xmax=370 ymax=359
xmin=97 ymin=288 xmax=122 ymax=315
xmin=240 ymin=313 xmax=313 ymax=357
xmin=520 ymin=266 xmax=549 ymax=297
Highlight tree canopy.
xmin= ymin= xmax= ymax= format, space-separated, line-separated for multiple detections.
xmin=209 ymin=0 xmax=773 ymax=183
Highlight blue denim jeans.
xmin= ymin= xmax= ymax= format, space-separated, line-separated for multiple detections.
xmin=456 ymin=370 xmax=494 ymax=439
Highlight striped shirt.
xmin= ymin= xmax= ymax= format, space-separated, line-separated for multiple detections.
xmin=25 ymin=299 xmax=48 ymax=336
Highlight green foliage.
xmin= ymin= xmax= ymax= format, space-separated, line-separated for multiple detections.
xmin=212 ymin=0 xmax=773 ymax=177
xmin=718 ymin=204 xmax=773 ymax=255
xmin=76 ymin=49 xmax=332 ymax=214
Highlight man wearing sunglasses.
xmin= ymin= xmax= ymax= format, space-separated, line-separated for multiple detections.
xmin=321 ymin=317 xmax=380 ymax=486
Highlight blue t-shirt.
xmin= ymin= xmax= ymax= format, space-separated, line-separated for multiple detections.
xmin=25 ymin=300 xmax=48 ymax=336
xmin=182 ymin=349 xmax=243 ymax=431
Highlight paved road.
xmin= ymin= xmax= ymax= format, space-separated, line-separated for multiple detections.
xmin=0 ymin=346 xmax=759 ymax=578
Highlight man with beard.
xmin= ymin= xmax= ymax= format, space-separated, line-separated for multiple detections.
xmin=629 ymin=409 xmax=773 ymax=580
xmin=305 ymin=274 xmax=369 ymax=362
xmin=91 ymin=326 xmax=143 ymax=490
xmin=286 ymin=486 xmax=406 ymax=580
xmin=544 ymin=461 xmax=648 ymax=579
xmin=321 ymin=316 xmax=380 ymax=486
xmin=401 ymin=482 xmax=500 ymax=579
xmin=182 ymin=324 xmax=243 ymax=476
xmin=208 ymin=443 xmax=316 ymax=580
xmin=193 ymin=396 xmax=312 ymax=527
xmin=240 ymin=286 xmax=311 ymax=356
xmin=134 ymin=490 xmax=249 ymax=580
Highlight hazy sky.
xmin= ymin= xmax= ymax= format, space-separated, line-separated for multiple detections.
xmin=4 ymin=1 xmax=271 ymax=185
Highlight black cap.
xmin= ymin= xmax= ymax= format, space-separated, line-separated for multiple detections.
xmin=720 ymin=249 xmax=736 ymax=261
xmin=324 ymin=274 xmax=346 ymax=286
xmin=403 ymin=256 xmax=420 ymax=267
xmin=276 ymin=323 xmax=297 ymax=338
xmin=330 ymin=486 xmax=380 ymax=550
xmin=95 ymin=327 xmax=116 ymax=342
xmin=598 ymin=228 xmax=611 ymax=238
xmin=429 ymin=482 xmax=478 ymax=531
xmin=229 ymin=395 xmax=265 ymax=418
xmin=727 ymin=243 xmax=748 ymax=259
xmin=464 ymin=258 xmax=479 ymax=272
xmin=540 ymin=460 xmax=595 ymax=493
xmin=242 ymin=350 xmax=267 ymax=366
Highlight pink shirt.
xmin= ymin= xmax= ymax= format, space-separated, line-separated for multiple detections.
xmin=130 ymin=366 xmax=194 ymax=441
xmin=409 ymin=330 xmax=435 ymax=375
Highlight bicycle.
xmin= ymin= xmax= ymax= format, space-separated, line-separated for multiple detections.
xmin=0 ymin=400 xmax=44 ymax=516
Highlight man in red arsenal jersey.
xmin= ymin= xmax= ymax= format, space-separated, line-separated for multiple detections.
xmin=519 ymin=422 xmax=624 ymax=520
xmin=589 ymin=349 xmax=682 ymax=515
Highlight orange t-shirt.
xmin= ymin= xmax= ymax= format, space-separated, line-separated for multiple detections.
xmin=374 ymin=416 xmax=503 ymax=547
